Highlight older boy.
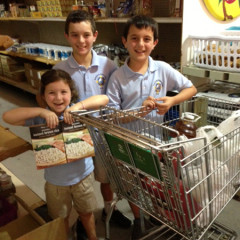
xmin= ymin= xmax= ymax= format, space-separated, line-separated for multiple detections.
xmin=53 ymin=10 xmax=131 ymax=239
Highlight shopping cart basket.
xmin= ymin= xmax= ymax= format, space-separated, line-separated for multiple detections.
xmin=71 ymin=97 xmax=240 ymax=240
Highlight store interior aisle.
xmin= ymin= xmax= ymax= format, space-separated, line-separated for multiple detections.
xmin=1 ymin=81 xmax=240 ymax=240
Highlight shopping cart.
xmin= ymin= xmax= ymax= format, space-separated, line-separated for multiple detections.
xmin=71 ymin=97 xmax=240 ymax=240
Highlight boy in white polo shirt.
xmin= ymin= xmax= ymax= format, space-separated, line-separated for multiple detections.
xmin=106 ymin=14 xmax=197 ymax=240
xmin=53 ymin=10 xmax=132 ymax=239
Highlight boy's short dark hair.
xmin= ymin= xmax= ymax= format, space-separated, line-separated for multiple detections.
xmin=123 ymin=15 xmax=158 ymax=41
xmin=65 ymin=10 xmax=97 ymax=35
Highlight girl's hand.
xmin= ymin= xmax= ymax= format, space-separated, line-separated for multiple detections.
xmin=64 ymin=105 xmax=79 ymax=124
xmin=39 ymin=109 xmax=59 ymax=128
xmin=155 ymin=97 xmax=175 ymax=115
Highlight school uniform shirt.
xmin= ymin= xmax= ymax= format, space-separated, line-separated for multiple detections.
xmin=25 ymin=113 xmax=94 ymax=187
xmin=106 ymin=56 xmax=193 ymax=110
xmin=53 ymin=49 xmax=117 ymax=100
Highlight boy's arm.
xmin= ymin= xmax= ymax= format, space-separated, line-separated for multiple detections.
xmin=170 ymin=85 xmax=197 ymax=105
xmin=3 ymin=107 xmax=59 ymax=128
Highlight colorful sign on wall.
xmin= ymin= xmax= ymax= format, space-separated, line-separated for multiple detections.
xmin=203 ymin=0 xmax=240 ymax=21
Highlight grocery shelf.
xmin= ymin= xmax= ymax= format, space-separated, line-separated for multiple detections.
xmin=0 ymin=51 xmax=59 ymax=66
xmin=0 ymin=75 xmax=38 ymax=95
xmin=96 ymin=17 xmax=182 ymax=23
xmin=182 ymin=65 xmax=240 ymax=84
xmin=0 ymin=16 xmax=182 ymax=24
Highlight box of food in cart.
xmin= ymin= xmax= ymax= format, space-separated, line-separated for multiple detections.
xmin=29 ymin=120 xmax=94 ymax=169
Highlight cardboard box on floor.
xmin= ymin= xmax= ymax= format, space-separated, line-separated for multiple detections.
xmin=0 ymin=216 xmax=67 ymax=240
xmin=0 ymin=125 xmax=32 ymax=161
xmin=0 ymin=195 xmax=66 ymax=240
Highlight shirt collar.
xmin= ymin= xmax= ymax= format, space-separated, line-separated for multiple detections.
xmin=123 ymin=56 xmax=157 ymax=78
xmin=67 ymin=49 xmax=99 ymax=69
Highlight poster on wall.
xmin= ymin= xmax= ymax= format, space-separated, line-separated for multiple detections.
xmin=203 ymin=0 xmax=240 ymax=21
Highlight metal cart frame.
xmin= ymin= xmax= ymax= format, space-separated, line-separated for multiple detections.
xmin=72 ymin=97 xmax=240 ymax=240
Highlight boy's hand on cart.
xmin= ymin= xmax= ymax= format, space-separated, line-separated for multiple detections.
xmin=140 ymin=96 xmax=156 ymax=117
xmin=155 ymin=97 xmax=175 ymax=115
xmin=40 ymin=109 xmax=59 ymax=129
xmin=142 ymin=96 xmax=156 ymax=109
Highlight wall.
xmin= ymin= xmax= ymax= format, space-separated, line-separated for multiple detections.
xmin=181 ymin=0 xmax=240 ymax=66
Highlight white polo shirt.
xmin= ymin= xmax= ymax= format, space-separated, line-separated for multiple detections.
xmin=54 ymin=49 xmax=117 ymax=100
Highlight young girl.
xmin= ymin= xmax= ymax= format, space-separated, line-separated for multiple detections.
xmin=3 ymin=69 xmax=109 ymax=240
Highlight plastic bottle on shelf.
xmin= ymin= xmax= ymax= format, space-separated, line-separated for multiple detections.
xmin=175 ymin=112 xmax=200 ymax=139
xmin=0 ymin=171 xmax=12 ymax=191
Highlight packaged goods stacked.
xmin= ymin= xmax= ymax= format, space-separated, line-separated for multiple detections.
xmin=36 ymin=0 xmax=75 ymax=17
xmin=152 ymin=0 xmax=176 ymax=17
xmin=0 ymin=55 xmax=25 ymax=82
xmin=72 ymin=0 xmax=108 ymax=19
xmin=24 ymin=43 xmax=72 ymax=61
xmin=24 ymin=62 xmax=51 ymax=89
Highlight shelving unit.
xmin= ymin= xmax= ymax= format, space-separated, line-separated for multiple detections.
xmin=0 ymin=50 xmax=60 ymax=65
xmin=0 ymin=14 xmax=183 ymax=95
xmin=0 ymin=16 xmax=182 ymax=23
xmin=182 ymin=66 xmax=240 ymax=84
xmin=0 ymin=75 xmax=38 ymax=95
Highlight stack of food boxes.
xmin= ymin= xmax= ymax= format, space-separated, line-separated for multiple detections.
xmin=0 ymin=55 xmax=25 ymax=82
xmin=36 ymin=0 xmax=75 ymax=17
xmin=24 ymin=62 xmax=50 ymax=89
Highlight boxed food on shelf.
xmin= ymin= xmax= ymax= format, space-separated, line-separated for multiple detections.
xmin=152 ymin=0 xmax=176 ymax=17
xmin=0 ymin=55 xmax=24 ymax=73
xmin=24 ymin=62 xmax=50 ymax=89
xmin=36 ymin=0 xmax=74 ymax=17
xmin=3 ymin=70 xmax=26 ymax=82
xmin=189 ymin=35 xmax=240 ymax=72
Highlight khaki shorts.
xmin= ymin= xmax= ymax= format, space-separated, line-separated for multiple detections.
xmin=45 ymin=172 xmax=97 ymax=219
xmin=93 ymin=155 xmax=109 ymax=184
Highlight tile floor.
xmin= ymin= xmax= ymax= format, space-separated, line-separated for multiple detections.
xmin=1 ymin=81 xmax=240 ymax=240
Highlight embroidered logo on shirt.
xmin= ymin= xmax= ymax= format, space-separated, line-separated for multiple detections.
xmin=154 ymin=80 xmax=162 ymax=94
xmin=95 ymin=74 xmax=106 ymax=89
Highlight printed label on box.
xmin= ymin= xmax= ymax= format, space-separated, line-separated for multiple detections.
xmin=30 ymin=120 xmax=94 ymax=169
